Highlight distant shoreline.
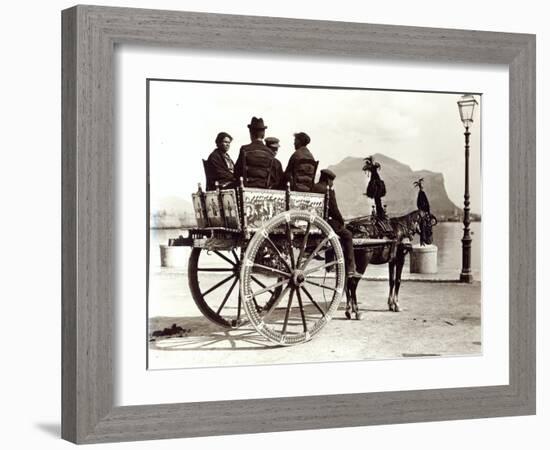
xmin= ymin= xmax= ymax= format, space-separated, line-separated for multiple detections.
xmin=150 ymin=219 xmax=481 ymax=231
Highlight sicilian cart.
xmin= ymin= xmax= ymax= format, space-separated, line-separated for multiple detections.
xmin=176 ymin=180 xmax=350 ymax=346
xmin=172 ymin=156 xmax=422 ymax=345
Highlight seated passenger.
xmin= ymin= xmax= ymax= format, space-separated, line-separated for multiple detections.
xmin=205 ymin=132 xmax=235 ymax=190
xmin=312 ymin=169 xmax=362 ymax=279
xmin=284 ymin=132 xmax=316 ymax=191
xmin=265 ymin=137 xmax=284 ymax=190
xmin=234 ymin=117 xmax=280 ymax=189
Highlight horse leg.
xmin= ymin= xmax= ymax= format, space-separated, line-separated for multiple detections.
xmin=344 ymin=278 xmax=352 ymax=319
xmin=393 ymin=249 xmax=406 ymax=312
xmin=352 ymin=251 xmax=367 ymax=320
xmin=352 ymin=279 xmax=363 ymax=320
xmin=388 ymin=260 xmax=396 ymax=311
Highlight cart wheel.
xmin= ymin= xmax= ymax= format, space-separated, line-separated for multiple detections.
xmin=241 ymin=211 xmax=345 ymax=345
xmin=188 ymin=248 xmax=281 ymax=328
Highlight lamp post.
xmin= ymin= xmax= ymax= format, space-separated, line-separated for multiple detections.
xmin=457 ymin=94 xmax=478 ymax=283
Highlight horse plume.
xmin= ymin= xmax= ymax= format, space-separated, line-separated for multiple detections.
xmin=363 ymin=156 xmax=386 ymax=218
xmin=414 ymin=178 xmax=430 ymax=213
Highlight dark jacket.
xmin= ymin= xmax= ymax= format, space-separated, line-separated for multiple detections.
xmin=312 ymin=181 xmax=345 ymax=230
xmin=284 ymin=146 xmax=316 ymax=191
xmin=205 ymin=148 xmax=235 ymax=190
xmin=235 ymin=140 xmax=282 ymax=189
xmin=271 ymin=157 xmax=284 ymax=190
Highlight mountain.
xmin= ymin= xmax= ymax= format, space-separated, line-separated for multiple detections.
xmin=150 ymin=196 xmax=197 ymax=228
xmin=327 ymin=154 xmax=461 ymax=219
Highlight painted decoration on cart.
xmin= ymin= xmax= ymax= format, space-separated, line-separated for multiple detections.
xmin=204 ymin=192 xmax=224 ymax=227
xmin=289 ymin=192 xmax=325 ymax=217
xmin=191 ymin=193 xmax=207 ymax=228
xmin=242 ymin=189 xmax=286 ymax=231
xmin=221 ymin=189 xmax=240 ymax=229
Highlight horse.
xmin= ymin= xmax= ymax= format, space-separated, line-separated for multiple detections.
xmin=343 ymin=209 xmax=438 ymax=319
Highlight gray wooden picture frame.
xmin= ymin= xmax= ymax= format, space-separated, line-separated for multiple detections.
xmin=61 ymin=5 xmax=536 ymax=444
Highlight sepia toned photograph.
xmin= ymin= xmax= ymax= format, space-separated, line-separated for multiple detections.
xmin=147 ymin=79 xmax=482 ymax=369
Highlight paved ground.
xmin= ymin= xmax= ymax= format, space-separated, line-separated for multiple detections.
xmin=148 ymin=274 xmax=481 ymax=370
xmin=152 ymin=265 xmax=475 ymax=282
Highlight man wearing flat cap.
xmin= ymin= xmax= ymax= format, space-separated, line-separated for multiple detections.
xmin=265 ymin=137 xmax=284 ymax=189
xmin=284 ymin=132 xmax=316 ymax=192
xmin=234 ymin=117 xmax=280 ymax=189
xmin=265 ymin=136 xmax=280 ymax=155
xmin=313 ymin=169 xmax=361 ymax=278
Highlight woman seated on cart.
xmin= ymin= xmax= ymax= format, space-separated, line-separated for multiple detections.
xmin=205 ymin=131 xmax=236 ymax=190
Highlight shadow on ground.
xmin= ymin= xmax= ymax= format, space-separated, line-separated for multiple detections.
xmin=149 ymin=316 xmax=277 ymax=351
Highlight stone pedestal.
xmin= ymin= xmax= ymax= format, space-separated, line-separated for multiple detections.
xmin=410 ymin=244 xmax=438 ymax=274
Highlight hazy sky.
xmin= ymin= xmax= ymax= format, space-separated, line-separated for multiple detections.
xmin=149 ymin=81 xmax=481 ymax=213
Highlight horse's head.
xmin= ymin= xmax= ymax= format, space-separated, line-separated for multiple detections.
xmin=411 ymin=211 xmax=438 ymax=246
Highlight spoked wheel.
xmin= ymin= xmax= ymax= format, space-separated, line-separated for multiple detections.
xmin=188 ymin=247 xmax=282 ymax=328
xmin=241 ymin=211 xmax=345 ymax=345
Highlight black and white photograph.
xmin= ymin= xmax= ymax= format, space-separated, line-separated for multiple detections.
xmin=2 ymin=0 xmax=544 ymax=447
xmin=147 ymin=80 xmax=482 ymax=369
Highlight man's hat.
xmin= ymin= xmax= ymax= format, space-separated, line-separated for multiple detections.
xmin=247 ymin=116 xmax=267 ymax=130
xmin=294 ymin=131 xmax=311 ymax=146
xmin=265 ymin=137 xmax=280 ymax=148
xmin=320 ymin=169 xmax=336 ymax=180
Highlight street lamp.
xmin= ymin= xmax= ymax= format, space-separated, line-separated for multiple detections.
xmin=457 ymin=94 xmax=478 ymax=283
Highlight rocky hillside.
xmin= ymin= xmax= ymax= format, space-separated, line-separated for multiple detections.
xmin=328 ymin=154 xmax=461 ymax=219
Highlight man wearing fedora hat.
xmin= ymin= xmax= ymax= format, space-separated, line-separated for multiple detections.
xmin=234 ymin=117 xmax=280 ymax=189
xmin=313 ymin=169 xmax=362 ymax=278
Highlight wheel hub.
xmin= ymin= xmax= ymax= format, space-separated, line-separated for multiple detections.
xmin=291 ymin=270 xmax=306 ymax=287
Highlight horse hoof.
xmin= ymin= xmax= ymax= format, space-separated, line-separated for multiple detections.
xmin=345 ymin=311 xmax=352 ymax=320
xmin=355 ymin=312 xmax=364 ymax=321
xmin=394 ymin=304 xmax=400 ymax=312
xmin=388 ymin=303 xmax=394 ymax=312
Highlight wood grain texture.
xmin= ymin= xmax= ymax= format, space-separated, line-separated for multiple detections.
xmin=508 ymin=36 xmax=536 ymax=412
xmin=61 ymin=7 xmax=77 ymax=443
xmin=61 ymin=5 xmax=536 ymax=444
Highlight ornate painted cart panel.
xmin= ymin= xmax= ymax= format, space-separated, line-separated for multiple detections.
xmin=192 ymin=187 xmax=326 ymax=233
xmin=289 ymin=191 xmax=325 ymax=217
xmin=241 ymin=188 xmax=286 ymax=231
xmin=221 ymin=189 xmax=240 ymax=229
xmin=204 ymin=192 xmax=223 ymax=227
xmin=191 ymin=193 xmax=207 ymax=228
